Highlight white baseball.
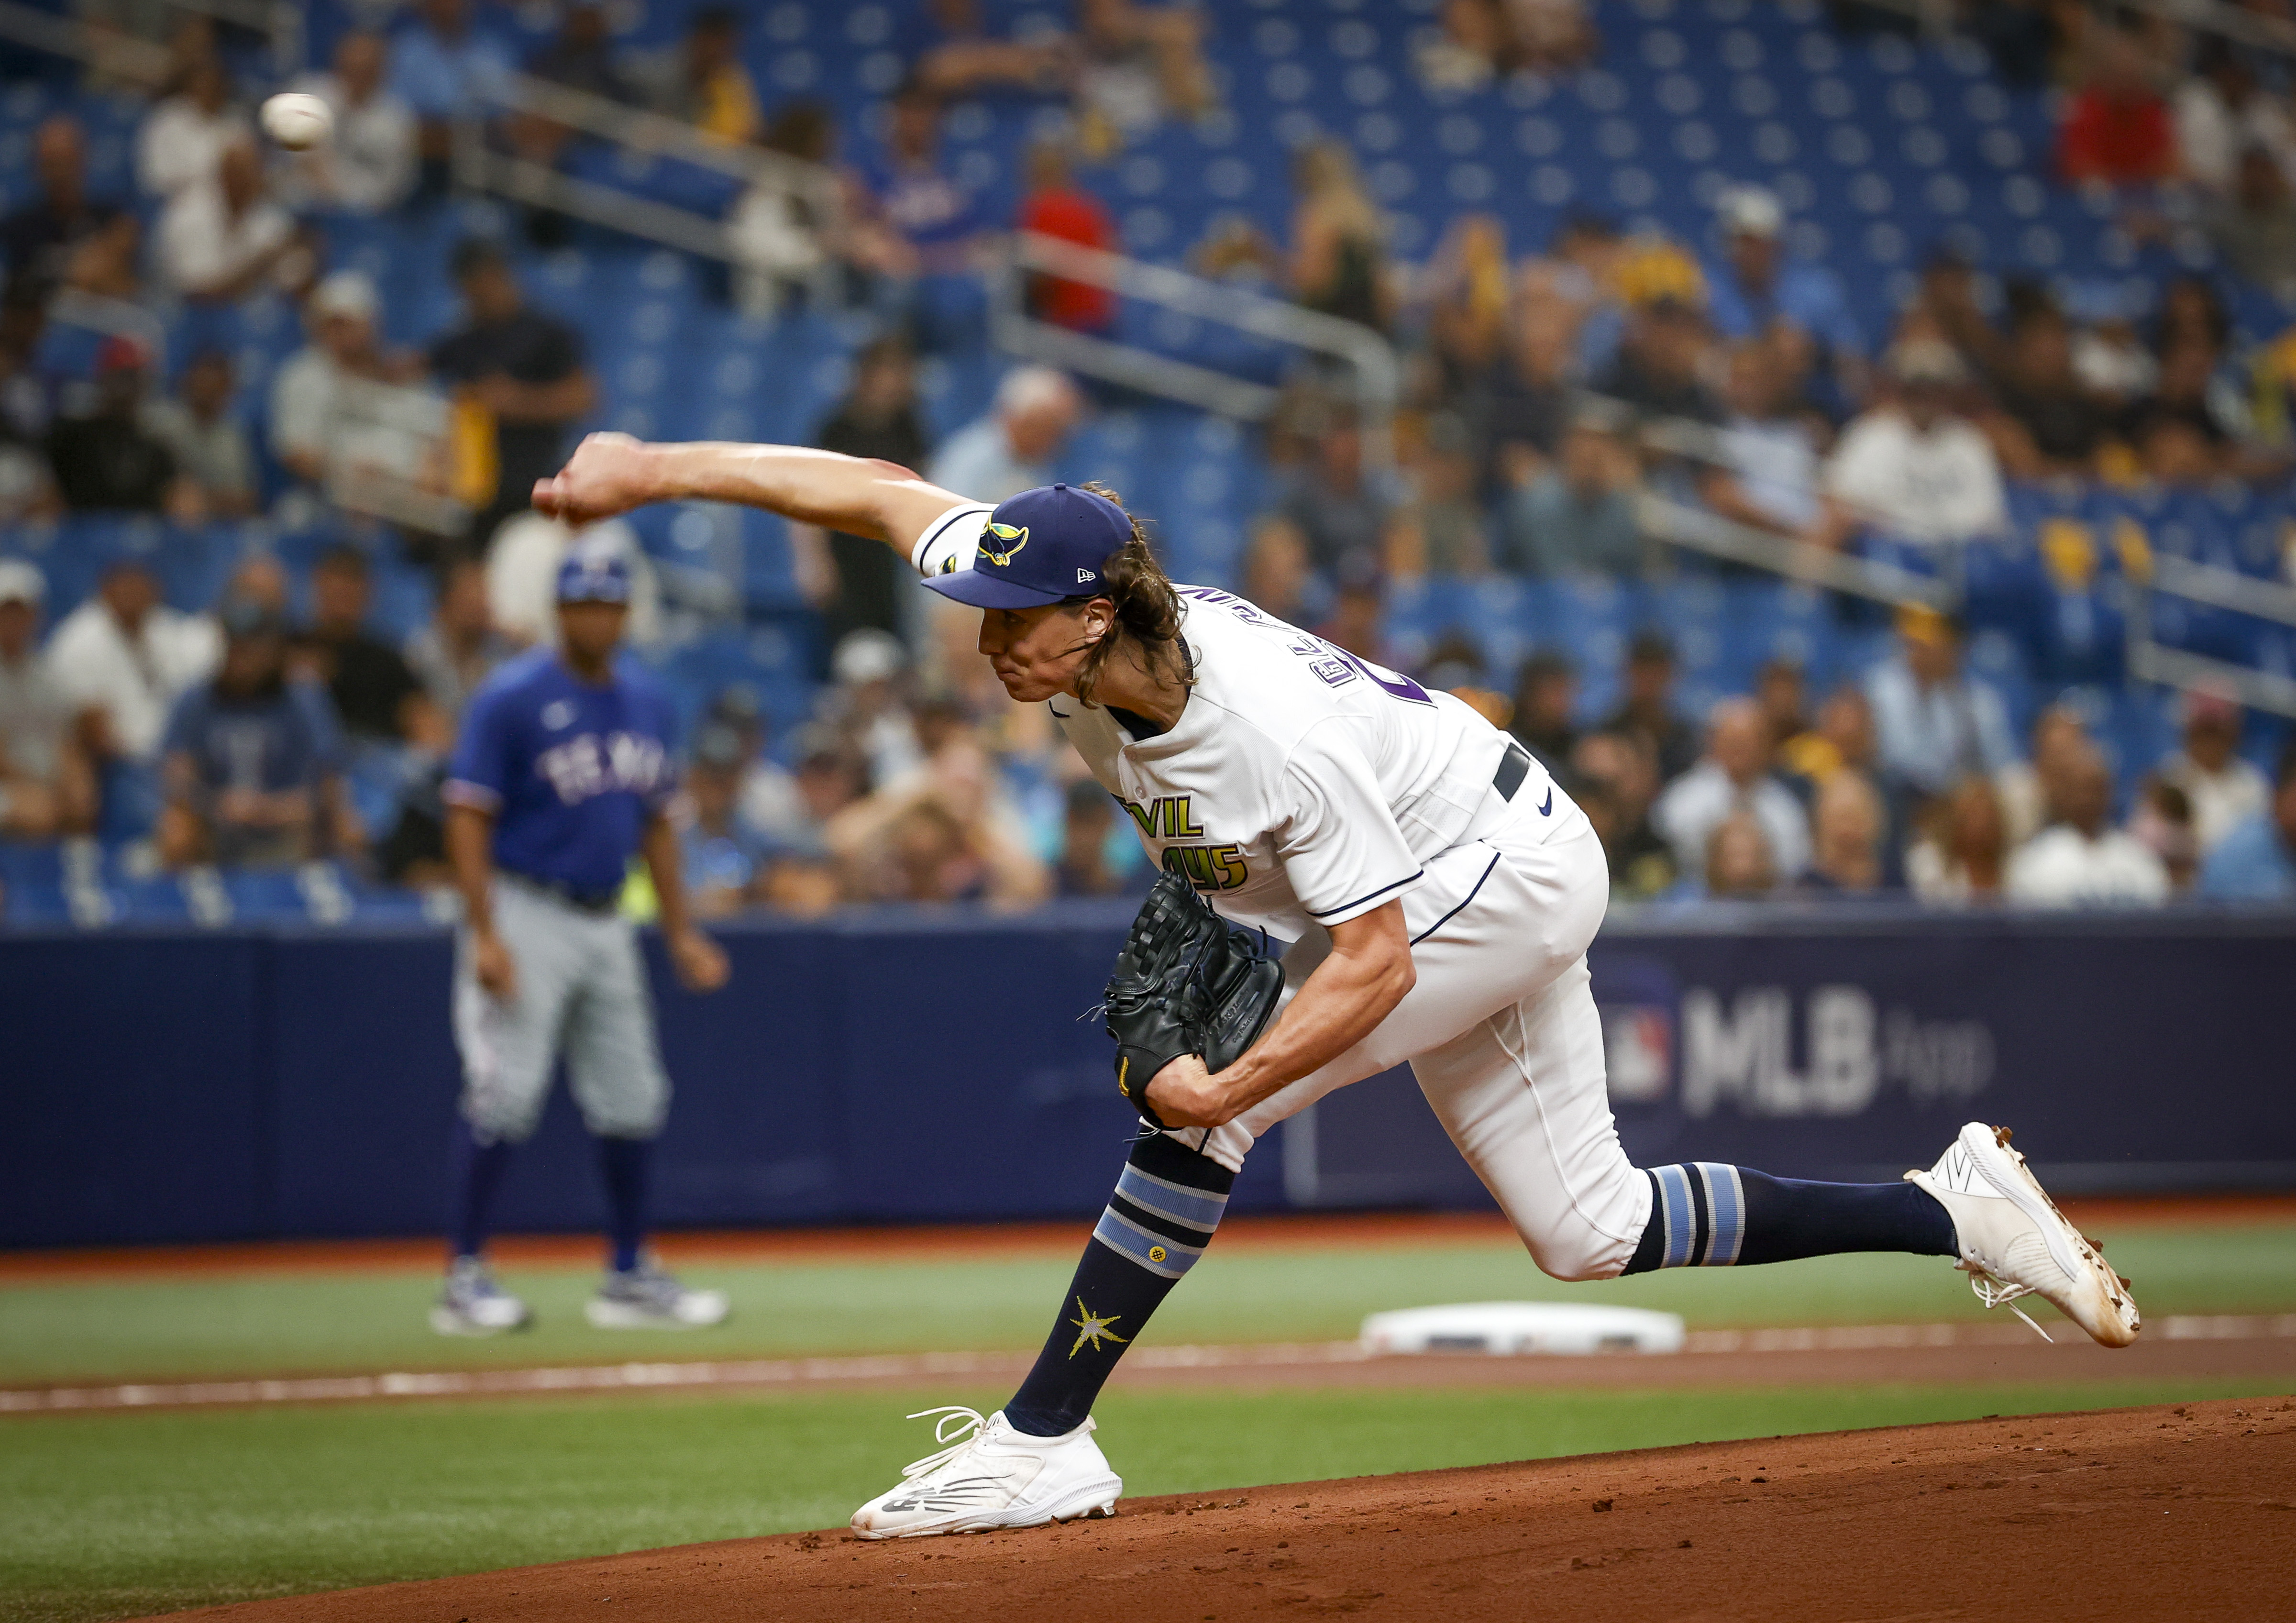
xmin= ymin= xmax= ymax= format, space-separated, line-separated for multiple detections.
xmin=260 ymin=92 xmax=333 ymax=152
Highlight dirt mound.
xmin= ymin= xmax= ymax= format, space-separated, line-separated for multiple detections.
xmin=147 ymin=1397 xmax=2296 ymax=1622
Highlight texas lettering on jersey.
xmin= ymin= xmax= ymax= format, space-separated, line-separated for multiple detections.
xmin=536 ymin=731 xmax=669 ymax=806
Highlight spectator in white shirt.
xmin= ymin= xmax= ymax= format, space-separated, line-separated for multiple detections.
xmin=154 ymin=136 xmax=303 ymax=303
xmin=1820 ymin=339 xmax=2006 ymax=546
xmin=2156 ymin=687 xmax=2270 ymax=854
xmin=136 ymin=58 xmax=249 ymax=199
xmin=2175 ymin=42 xmax=2296 ymax=197
xmin=0 ymin=560 xmax=94 ymax=837
xmin=269 ymin=271 xmax=436 ymax=489
xmin=44 ymin=558 xmax=220 ymax=763
xmin=1654 ymin=696 xmax=1813 ymax=882
xmin=925 ymin=366 xmax=1082 ymax=504
xmin=1865 ymin=607 xmax=2018 ymax=800
xmin=2006 ymin=745 xmax=2169 ymax=907
xmin=277 ymin=32 xmax=418 ymax=215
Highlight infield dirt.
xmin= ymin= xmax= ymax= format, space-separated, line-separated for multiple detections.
xmin=140 ymin=1395 xmax=2295 ymax=1622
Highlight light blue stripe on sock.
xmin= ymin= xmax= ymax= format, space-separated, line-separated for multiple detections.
xmin=1115 ymin=1164 xmax=1229 ymax=1232
xmin=1696 ymin=1163 xmax=1745 ymax=1266
xmin=1092 ymin=1207 xmax=1201 ymax=1281
xmin=1656 ymin=1164 xmax=1696 ymax=1270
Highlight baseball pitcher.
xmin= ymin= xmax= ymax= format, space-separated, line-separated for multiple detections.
xmin=532 ymin=434 xmax=2139 ymax=1530
xmin=432 ymin=540 xmax=731 ymax=1335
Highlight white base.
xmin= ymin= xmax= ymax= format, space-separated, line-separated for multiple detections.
xmin=1360 ymin=1301 xmax=1685 ymax=1357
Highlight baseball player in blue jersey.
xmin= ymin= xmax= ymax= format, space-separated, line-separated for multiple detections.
xmin=432 ymin=539 xmax=731 ymax=1335
xmin=536 ymin=431 xmax=2140 ymax=1533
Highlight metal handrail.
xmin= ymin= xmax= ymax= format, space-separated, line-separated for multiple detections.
xmin=1640 ymin=390 xmax=2296 ymax=710
xmin=452 ymin=123 xmax=739 ymax=262
xmin=0 ymin=0 xmax=169 ymax=83
xmin=2148 ymin=551 xmax=2296 ymax=627
xmin=1845 ymin=0 xmax=2296 ymax=56
xmin=0 ymin=0 xmax=302 ymax=82
xmin=1634 ymin=491 xmax=1953 ymax=608
xmin=991 ymin=231 xmax=1402 ymax=465
xmin=2124 ymin=549 xmax=2296 ymax=718
xmin=158 ymin=0 xmax=303 ymax=78
xmin=494 ymin=72 xmax=839 ymax=213
xmin=445 ymin=73 xmax=842 ymax=290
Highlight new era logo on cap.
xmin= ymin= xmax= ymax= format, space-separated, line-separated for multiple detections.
xmin=924 ymin=484 xmax=1128 ymax=610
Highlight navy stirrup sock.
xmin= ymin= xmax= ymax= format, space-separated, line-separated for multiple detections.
xmin=596 ymin=1136 xmax=651 ymax=1274
xmin=1004 ymin=1134 xmax=1235 ymax=1438
xmin=448 ymin=1117 xmax=515 ymax=1262
xmin=1621 ymin=1162 xmax=1956 ymax=1274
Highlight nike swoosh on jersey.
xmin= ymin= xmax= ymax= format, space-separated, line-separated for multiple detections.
xmin=1538 ymin=787 xmax=1554 ymax=816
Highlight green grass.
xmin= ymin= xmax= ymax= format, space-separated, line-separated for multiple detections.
xmin=7 ymin=1221 xmax=2292 ymax=1387
xmin=4 ymin=1377 xmax=2288 ymax=1623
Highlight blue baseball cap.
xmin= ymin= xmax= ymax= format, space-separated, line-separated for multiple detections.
xmin=556 ymin=544 xmax=632 ymax=605
xmin=923 ymin=484 xmax=1131 ymax=610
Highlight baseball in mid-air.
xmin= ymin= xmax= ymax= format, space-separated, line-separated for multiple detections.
xmin=259 ymin=92 xmax=332 ymax=151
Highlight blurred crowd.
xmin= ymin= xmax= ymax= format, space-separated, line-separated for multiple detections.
xmin=1481 ymin=607 xmax=2296 ymax=907
xmin=4 ymin=0 xmax=2296 ymax=919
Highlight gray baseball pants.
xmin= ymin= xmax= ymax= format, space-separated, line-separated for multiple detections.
xmin=453 ymin=876 xmax=671 ymax=1144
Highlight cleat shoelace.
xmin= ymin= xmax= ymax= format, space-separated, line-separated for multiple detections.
xmin=1958 ymin=1261 xmax=2054 ymax=1343
xmin=897 ymin=1406 xmax=991 ymax=1481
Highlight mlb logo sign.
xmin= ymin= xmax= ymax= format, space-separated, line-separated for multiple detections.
xmin=1601 ymin=1003 xmax=1673 ymax=1104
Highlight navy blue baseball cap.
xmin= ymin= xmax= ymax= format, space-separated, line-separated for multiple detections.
xmin=556 ymin=544 xmax=632 ymax=605
xmin=923 ymin=484 xmax=1131 ymax=610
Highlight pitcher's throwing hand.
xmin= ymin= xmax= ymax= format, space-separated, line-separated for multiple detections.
xmin=532 ymin=431 xmax=657 ymax=526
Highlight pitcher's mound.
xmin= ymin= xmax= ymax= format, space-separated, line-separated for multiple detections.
xmin=150 ymin=1397 xmax=2295 ymax=1621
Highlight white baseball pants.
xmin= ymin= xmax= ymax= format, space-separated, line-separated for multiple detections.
xmin=1183 ymin=788 xmax=1653 ymax=1282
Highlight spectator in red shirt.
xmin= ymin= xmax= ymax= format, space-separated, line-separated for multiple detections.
xmin=1016 ymin=143 xmax=1116 ymax=335
xmin=2058 ymin=29 xmax=2177 ymax=186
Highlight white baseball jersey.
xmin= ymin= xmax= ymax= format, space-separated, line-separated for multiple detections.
xmin=916 ymin=501 xmax=1647 ymax=1282
xmin=915 ymin=502 xmax=1536 ymax=942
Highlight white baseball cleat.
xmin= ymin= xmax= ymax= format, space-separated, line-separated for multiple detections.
xmin=430 ymin=1256 xmax=532 ymax=1336
xmin=1907 ymin=1122 xmax=2140 ymax=1348
xmin=584 ymin=1259 xmax=730 ymax=1328
xmin=850 ymin=1408 xmax=1123 ymax=1540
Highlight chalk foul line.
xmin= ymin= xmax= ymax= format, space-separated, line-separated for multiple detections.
xmin=6 ymin=1314 xmax=2291 ymax=1416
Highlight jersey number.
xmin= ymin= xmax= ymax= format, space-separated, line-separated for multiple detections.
xmin=1163 ymin=843 xmax=1249 ymax=891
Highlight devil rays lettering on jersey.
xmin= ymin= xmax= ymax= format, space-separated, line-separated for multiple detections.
xmin=909 ymin=504 xmax=1533 ymax=942
xmin=444 ymin=646 xmax=681 ymax=898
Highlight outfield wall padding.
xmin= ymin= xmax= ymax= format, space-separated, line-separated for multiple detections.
xmin=3 ymin=905 xmax=2291 ymax=1247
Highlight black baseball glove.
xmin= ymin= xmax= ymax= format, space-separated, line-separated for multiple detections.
xmin=1103 ymin=871 xmax=1284 ymax=1131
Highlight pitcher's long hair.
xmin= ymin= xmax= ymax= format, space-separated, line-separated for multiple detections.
xmin=1070 ymin=483 xmax=1191 ymax=710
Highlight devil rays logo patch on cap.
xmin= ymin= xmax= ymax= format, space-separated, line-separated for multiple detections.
xmin=979 ymin=519 xmax=1029 ymax=568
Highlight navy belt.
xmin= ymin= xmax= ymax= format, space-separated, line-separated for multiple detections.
xmin=1493 ymin=742 xmax=1533 ymax=802
xmin=505 ymin=873 xmax=622 ymax=915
